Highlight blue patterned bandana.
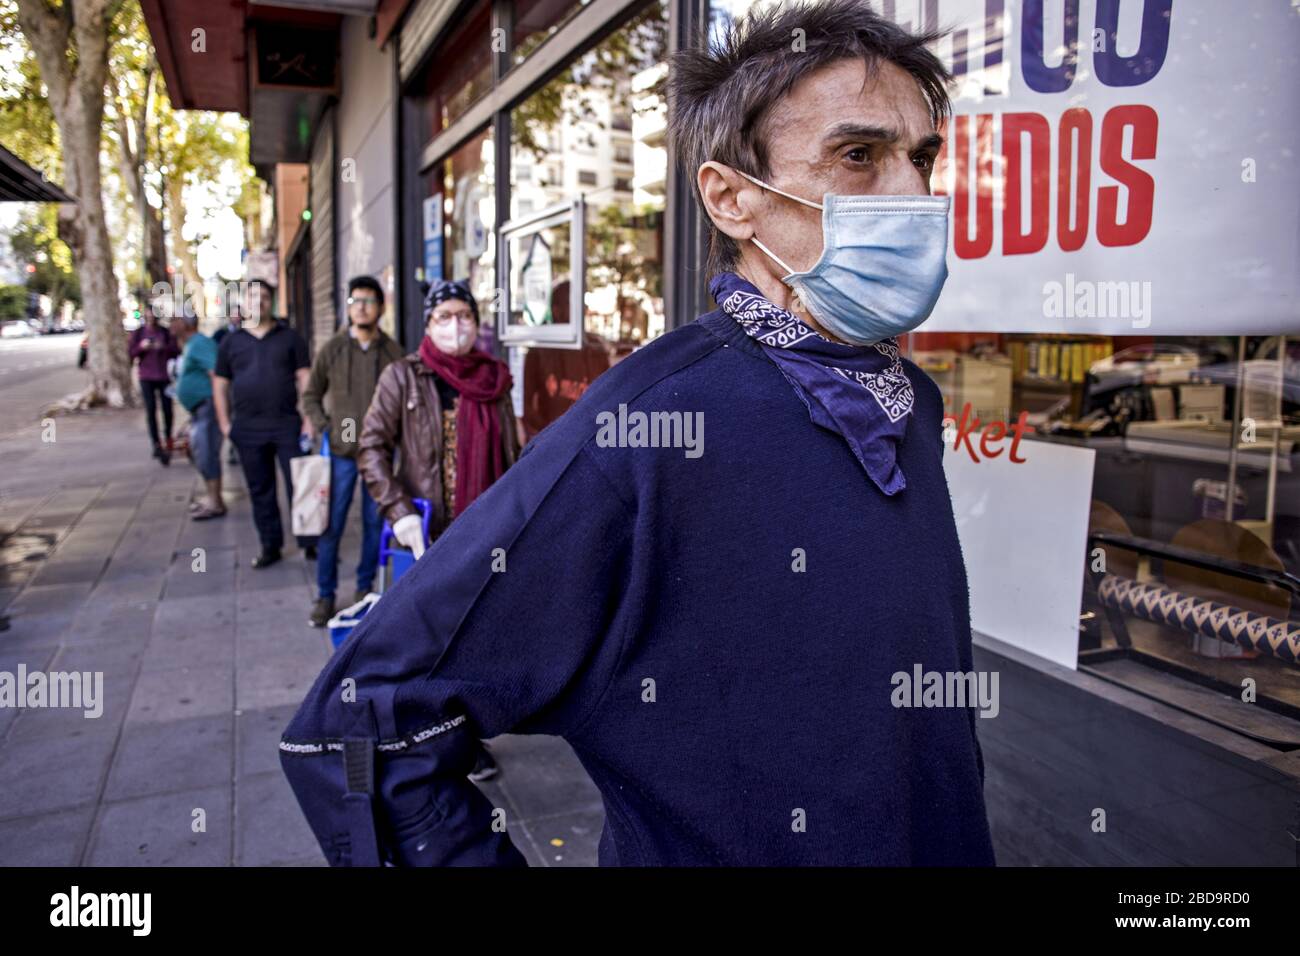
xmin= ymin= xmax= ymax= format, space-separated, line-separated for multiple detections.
xmin=709 ymin=271 xmax=914 ymax=495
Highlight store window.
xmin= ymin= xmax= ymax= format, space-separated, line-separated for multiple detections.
xmin=423 ymin=127 xmax=496 ymax=319
xmin=417 ymin=0 xmax=494 ymax=141
xmin=910 ymin=328 xmax=1300 ymax=709
xmin=507 ymin=0 xmax=670 ymax=438
xmin=511 ymin=0 xmax=587 ymax=67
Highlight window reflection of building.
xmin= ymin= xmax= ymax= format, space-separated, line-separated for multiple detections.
xmin=417 ymin=0 xmax=493 ymax=140
xmin=506 ymin=0 xmax=668 ymax=430
xmin=424 ymin=127 xmax=495 ymax=318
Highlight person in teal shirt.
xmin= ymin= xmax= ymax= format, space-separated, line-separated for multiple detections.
xmin=174 ymin=312 xmax=225 ymax=519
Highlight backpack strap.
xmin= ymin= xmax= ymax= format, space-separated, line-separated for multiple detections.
xmin=340 ymin=699 xmax=383 ymax=866
xmin=341 ymin=737 xmax=381 ymax=866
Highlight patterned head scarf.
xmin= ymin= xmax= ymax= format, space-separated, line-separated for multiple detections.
xmin=424 ymin=278 xmax=479 ymax=323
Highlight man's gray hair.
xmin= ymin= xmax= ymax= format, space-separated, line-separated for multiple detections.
xmin=667 ymin=0 xmax=952 ymax=277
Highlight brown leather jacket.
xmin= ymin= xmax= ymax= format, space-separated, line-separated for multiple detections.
xmin=358 ymin=353 xmax=520 ymax=535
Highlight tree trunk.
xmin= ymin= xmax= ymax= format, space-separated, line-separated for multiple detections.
xmin=17 ymin=0 xmax=135 ymax=409
xmin=65 ymin=107 xmax=133 ymax=406
xmin=166 ymin=173 xmax=205 ymax=321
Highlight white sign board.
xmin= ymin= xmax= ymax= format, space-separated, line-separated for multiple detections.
xmin=945 ymin=434 xmax=1095 ymax=670
xmin=245 ymin=250 xmax=278 ymax=286
xmin=906 ymin=0 xmax=1300 ymax=335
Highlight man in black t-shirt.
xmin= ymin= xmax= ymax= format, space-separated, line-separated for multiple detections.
xmin=213 ymin=279 xmax=312 ymax=568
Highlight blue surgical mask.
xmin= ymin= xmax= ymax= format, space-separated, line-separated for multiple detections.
xmin=738 ymin=170 xmax=950 ymax=346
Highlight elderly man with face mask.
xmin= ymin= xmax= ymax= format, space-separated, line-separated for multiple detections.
xmin=284 ymin=0 xmax=994 ymax=867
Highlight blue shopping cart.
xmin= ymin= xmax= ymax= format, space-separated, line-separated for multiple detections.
xmin=376 ymin=496 xmax=433 ymax=594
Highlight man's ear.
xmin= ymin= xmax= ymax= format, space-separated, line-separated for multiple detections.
xmin=698 ymin=161 xmax=758 ymax=244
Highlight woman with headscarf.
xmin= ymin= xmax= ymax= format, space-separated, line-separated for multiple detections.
xmin=358 ymin=279 xmax=519 ymax=781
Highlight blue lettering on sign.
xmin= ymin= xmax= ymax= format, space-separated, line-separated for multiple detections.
xmin=1093 ymin=0 xmax=1173 ymax=87
xmin=1022 ymin=0 xmax=1171 ymax=93
xmin=424 ymin=237 xmax=442 ymax=283
xmin=1022 ymin=0 xmax=1081 ymax=94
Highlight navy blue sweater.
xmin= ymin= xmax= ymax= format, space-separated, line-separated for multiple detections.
xmin=281 ymin=307 xmax=996 ymax=866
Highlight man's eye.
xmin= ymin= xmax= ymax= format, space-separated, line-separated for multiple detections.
xmin=913 ymin=154 xmax=935 ymax=172
xmin=846 ymin=147 xmax=870 ymax=164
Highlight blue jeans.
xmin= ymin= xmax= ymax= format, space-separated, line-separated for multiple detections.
xmin=188 ymin=399 xmax=221 ymax=480
xmin=316 ymin=454 xmax=381 ymax=599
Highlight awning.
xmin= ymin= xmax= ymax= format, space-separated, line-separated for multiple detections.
xmin=0 ymin=146 xmax=73 ymax=203
xmin=140 ymin=1 xmax=348 ymax=169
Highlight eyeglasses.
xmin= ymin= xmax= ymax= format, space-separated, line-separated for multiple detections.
xmin=429 ymin=311 xmax=476 ymax=326
xmin=348 ymin=295 xmax=380 ymax=307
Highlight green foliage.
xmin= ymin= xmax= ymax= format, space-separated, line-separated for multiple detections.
xmin=0 ymin=1 xmax=62 ymax=179
xmin=0 ymin=284 xmax=29 ymax=320
xmin=9 ymin=206 xmax=82 ymax=311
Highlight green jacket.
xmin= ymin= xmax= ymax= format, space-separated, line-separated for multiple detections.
xmin=302 ymin=327 xmax=404 ymax=459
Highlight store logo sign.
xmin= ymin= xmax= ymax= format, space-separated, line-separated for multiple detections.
xmin=944 ymin=403 xmax=1034 ymax=464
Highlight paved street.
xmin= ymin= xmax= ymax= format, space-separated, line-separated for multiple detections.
xmin=0 ymin=336 xmax=87 ymax=438
xmin=0 ymin=392 xmax=603 ymax=866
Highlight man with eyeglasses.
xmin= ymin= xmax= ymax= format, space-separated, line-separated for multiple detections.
xmin=302 ymin=275 xmax=404 ymax=627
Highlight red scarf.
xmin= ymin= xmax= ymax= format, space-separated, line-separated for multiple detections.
xmin=418 ymin=336 xmax=513 ymax=517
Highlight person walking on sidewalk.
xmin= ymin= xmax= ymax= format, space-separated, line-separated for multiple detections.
xmin=173 ymin=312 xmax=226 ymax=520
xmin=302 ymin=276 xmax=403 ymax=628
xmin=212 ymin=305 xmax=243 ymax=346
xmin=128 ymin=304 xmax=180 ymax=466
xmin=213 ymin=279 xmax=313 ymax=569
xmin=282 ymin=0 xmax=995 ymax=867
xmin=355 ymin=277 xmax=519 ymax=781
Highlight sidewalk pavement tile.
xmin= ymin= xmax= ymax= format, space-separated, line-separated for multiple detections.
xmin=488 ymin=734 xmax=604 ymax=822
xmin=29 ymin=558 xmax=108 ymax=587
xmin=235 ymin=770 xmax=325 ymax=866
xmin=104 ymin=714 xmax=233 ymax=802
xmin=0 ymin=808 xmax=95 ymax=866
xmin=518 ymin=808 xmax=603 ymax=867
xmin=5 ymin=582 xmax=93 ymax=616
xmin=0 ymin=646 xmax=57 ymax=738
xmin=7 ymin=640 xmax=137 ymax=741
xmin=86 ymin=785 xmax=231 ymax=866
xmin=236 ymin=704 xmax=301 ymax=778
xmin=235 ymin=650 xmax=326 ymax=711
xmin=0 ymin=728 xmax=118 ymax=819
xmin=64 ymin=598 xmax=155 ymax=646
xmin=126 ymin=664 xmax=233 ymax=725
xmin=142 ymin=627 xmax=235 ymax=673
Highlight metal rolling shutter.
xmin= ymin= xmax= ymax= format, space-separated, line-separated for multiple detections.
xmin=309 ymin=110 xmax=337 ymax=349
xmin=398 ymin=0 xmax=460 ymax=82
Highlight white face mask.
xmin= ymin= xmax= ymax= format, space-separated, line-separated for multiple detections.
xmin=429 ymin=323 xmax=476 ymax=356
xmin=738 ymin=169 xmax=950 ymax=345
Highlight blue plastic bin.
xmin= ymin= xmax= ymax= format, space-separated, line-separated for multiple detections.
xmin=326 ymin=593 xmax=380 ymax=649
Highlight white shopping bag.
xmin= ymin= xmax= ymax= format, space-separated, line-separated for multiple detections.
xmin=291 ymin=454 xmax=331 ymax=536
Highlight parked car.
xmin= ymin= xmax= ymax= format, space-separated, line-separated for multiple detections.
xmin=1 ymin=320 xmax=38 ymax=338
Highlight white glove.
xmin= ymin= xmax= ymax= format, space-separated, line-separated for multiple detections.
xmin=392 ymin=513 xmax=426 ymax=559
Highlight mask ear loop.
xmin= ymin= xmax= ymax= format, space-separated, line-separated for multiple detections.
xmin=734 ymin=168 xmax=823 ymax=277
xmin=750 ymin=236 xmax=795 ymax=276
xmin=734 ymin=168 xmax=824 ymax=211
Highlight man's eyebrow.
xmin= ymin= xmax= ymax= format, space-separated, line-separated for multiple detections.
xmin=822 ymin=122 xmax=899 ymax=146
xmin=821 ymin=123 xmax=945 ymax=154
xmin=915 ymin=132 xmax=944 ymax=153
